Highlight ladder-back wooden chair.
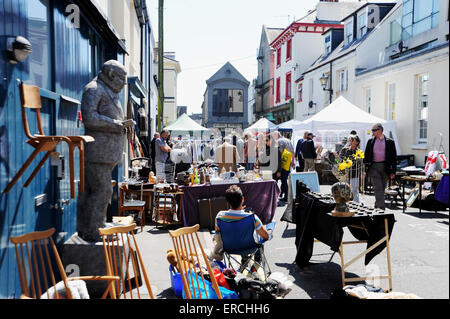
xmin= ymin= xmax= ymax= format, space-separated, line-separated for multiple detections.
xmin=118 ymin=183 xmax=146 ymax=231
xmin=169 ymin=224 xmax=223 ymax=299
xmin=99 ymin=224 xmax=155 ymax=299
xmin=2 ymin=83 xmax=94 ymax=198
xmin=10 ymin=228 xmax=118 ymax=299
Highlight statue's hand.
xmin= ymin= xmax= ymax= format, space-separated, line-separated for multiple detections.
xmin=113 ymin=119 xmax=124 ymax=128
xmin=122 ymin=119 xmax=136 ymax=129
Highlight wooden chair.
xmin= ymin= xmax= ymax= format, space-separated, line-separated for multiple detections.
xmin=118 ymin=183 xmax=146 ymax=231
xmin=10 ymin=228 xmax=118 ymax=299
xmin=154 ymin=189 xmax=178 ymax=226
xmin=99 ymin=223 xmax=155 ymax=299
xmin=2 ymin=83 xmax=94 ymax=198
xmin=169 ymin=224 xmax=222 ymax=299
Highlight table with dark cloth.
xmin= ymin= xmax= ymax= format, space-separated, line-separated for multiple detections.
xmin=435 ymin=174 xmax=449 ymax=206
xmin=180 ymin=180 xmax=280 ymax=227
xmin=294 ymin=192 xmax=396 ymax=267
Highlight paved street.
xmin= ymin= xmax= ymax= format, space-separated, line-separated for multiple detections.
xmin=135 ymin=184 xmax=449 ymax=299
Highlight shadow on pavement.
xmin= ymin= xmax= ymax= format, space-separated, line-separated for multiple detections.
xmin=403 ymin=211 xmax=449 ymax=219
xmin=275 ymin=261 xmax=364 ymax=299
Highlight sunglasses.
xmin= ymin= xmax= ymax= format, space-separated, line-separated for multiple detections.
xmin=371 ymin=128 xmax=380 ymax=132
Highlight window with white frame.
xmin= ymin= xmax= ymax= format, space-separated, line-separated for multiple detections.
xmin=325 ymin=35 xmax=331 ymax=54
xmin=416 ymin=74 xmax=429 ymax=143
xmin=345 ymin=20 xmax=353 ymax=45
xmin=338 ymin=69 xmax=348 ymax=93
xmin=364 ymin=87 xmax=372 ymax=113
xmin=387 ymin=83 xmax=396 ymax=120
xmin=358 ymin=13 xmax=368 ymax=38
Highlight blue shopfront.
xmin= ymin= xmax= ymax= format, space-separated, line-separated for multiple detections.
xmin=0 ymin=0 xmax=127 ymax=298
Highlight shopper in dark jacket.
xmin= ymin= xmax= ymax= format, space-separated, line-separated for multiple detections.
xmin=300 ymin=132 xmax=317 ymax=172
xmin=295 ymin=132 xmax=308 ymax=172
xmin=363 ymin=123 xmax=397 ymax=210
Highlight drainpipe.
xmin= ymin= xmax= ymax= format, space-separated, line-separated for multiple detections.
xmin=157 ymin=0 xmax=164 ymax=133
xmin=329 ymin=60 xmax=333 ymax=105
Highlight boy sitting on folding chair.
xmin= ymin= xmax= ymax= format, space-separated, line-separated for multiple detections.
xmin=211 ymin=185 xmax=274 ymax=280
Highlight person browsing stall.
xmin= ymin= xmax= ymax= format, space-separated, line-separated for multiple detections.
xmin=300 ymin=132 xmax=317 ymax=172
xmin=155 ymin=129 xmax=172 ymax=176
xmin=340 ymin=134 xmax=362 ymax=202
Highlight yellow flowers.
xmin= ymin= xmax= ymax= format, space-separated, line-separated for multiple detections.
xmin=346 ymin=159 xmax=353 ymax=168
xmin=338 ymin=162 xmax=347 ymax=171
xmin=353 ymin=149 xmax=365 ymax=160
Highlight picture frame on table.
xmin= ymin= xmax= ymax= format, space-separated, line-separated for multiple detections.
xmin=406 ymin=186 xmax=420 ymax=207
xmin=290 ymin=172 xmax=320 ymax=195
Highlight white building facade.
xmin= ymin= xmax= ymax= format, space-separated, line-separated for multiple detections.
xmin=354 ymin=0 xmax=449 ymax=165
xmin=163 ymin=53 xmax=182 ymax=126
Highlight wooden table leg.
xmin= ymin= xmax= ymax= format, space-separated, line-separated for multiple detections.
xmin=402 ymin=181 xmax=406 ymax=213
xmin=339 ymin=241 xmax=346 ymax=288
xmin=419 ymin=182 xmax=423 ymax=214
xmin=384 ymin=218 xmax=393 ymax=291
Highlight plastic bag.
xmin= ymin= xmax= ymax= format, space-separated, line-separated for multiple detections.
xmin=424 ymin=151 xmax=438 ymax=176
xmin=182 ymin=272 xmax=239 ymax=299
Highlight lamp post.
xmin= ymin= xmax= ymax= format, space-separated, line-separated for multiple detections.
xmin=320 ymin=72 xmax=333 ymax=105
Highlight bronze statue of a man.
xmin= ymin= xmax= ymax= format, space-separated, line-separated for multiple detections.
xmin=77 ymin=60 xmax=133 ymax=242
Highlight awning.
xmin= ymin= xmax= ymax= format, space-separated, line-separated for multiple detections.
xmin=128 ymin=76 xmax=147 ymax=104
xmin=74 ymin=0 xmax=128 ymax=55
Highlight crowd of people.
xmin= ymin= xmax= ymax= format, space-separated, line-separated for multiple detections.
xmin=145 ymin=121 xmax=397 ymax=210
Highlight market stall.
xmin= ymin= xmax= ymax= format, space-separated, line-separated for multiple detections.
xmin=164 ymin=113 xmax=211 ymax=138
xmin=180 ymin=179 xmax=280 ymax=227
xmin=244 ymin=118 xmax=277 ymax=134
xmin=291 ymin=96 xmax=401 ymax=155
xmin=276 ymin=119 xmax=302 ymax=132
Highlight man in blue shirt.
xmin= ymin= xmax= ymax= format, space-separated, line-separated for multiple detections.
xmin=155 ymin=129 xmax=171 ymax=177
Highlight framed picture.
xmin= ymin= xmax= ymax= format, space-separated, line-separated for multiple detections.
xmin=406 ymin=186 xmax=420 ymax=207
xmin=291 ymin=172 xmax=320 ymax=195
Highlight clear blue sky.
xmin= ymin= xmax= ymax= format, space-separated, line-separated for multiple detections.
xmin=148 ymin=0 xmax=318 ymax=115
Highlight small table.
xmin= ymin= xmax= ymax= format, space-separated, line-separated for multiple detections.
xmin=401 ymin=176 xmax=441 ymax=214
xmin=294 ymin=192 xmax=395 ymax=291
xmin=126 ymin=184 xmax=155 ymax=219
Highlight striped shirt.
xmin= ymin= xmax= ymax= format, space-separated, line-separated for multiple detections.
xmin=215 ymin=210 xmax=262 ymax=231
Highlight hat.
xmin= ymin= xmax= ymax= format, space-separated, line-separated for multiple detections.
xmin=307 ymin=131 xmax=315 ymax=137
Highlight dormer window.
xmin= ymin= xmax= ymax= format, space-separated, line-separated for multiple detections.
xmin=358 ymin=13 xmax=368 ymax=38
xmin=325 ymin=35 xmax=331 ymax=54
xmin=344 ymin=20 xmax=353 ymax=45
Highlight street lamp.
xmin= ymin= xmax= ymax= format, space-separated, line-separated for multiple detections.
xmin=6 ymin=36 xmax=32 ymax=64
xmin=320 ymin=73 xmax=333 ymax=104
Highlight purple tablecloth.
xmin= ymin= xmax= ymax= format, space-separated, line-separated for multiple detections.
xmin=180 ymin=180 xmax=280 ymax=227
xmin=436 ymin=175 xmax=449 ymax=205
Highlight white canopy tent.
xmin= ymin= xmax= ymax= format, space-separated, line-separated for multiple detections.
xmin=277 ymin=119 xmax=303 ymax=132
xmin=291 ymin=96 xmax=401 ymax=154
xmin=244 ymin=118 xmax=277 ymax=134
xmin=164 ymin=113 xmax=211 ymax=138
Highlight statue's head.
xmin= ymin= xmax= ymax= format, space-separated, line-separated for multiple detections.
xmin=98 ymin=60 xmax=127 ymax=93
